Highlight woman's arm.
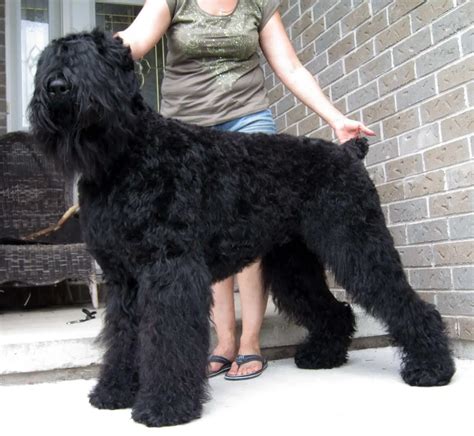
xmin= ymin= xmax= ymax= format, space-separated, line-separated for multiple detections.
xmin=259 ymin=11 xmax=375 ymax=142
xmin=116 ymin=0 xmax=171 ymax=60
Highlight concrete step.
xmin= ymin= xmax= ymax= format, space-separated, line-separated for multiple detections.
xmin=0 ymin=297 xmax=387 ymax=376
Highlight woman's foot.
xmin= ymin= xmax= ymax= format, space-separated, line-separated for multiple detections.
xmin=226 ymin=344 xmax=264 ymax=378
xmin=208 ymin=344 xmax=236 ymax=376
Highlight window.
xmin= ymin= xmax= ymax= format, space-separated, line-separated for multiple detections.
xmin=6 ymin=0 xmax=165 ymax=131
xmin=20 ymin=0 xmax=50 ymax=128
xmin=95 ymin=2 xmax=166 ymax=112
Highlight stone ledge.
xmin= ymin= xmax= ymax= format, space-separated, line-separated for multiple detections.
xmin=0 ymin=297 xmax=388 ymax=376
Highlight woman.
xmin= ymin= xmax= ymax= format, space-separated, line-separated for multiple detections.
xmin=117 ymin=0 xmax=375 ymax=381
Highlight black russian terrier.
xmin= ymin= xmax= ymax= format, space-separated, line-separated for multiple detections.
xmin=29 ymin=30 xmax=455 ymax=427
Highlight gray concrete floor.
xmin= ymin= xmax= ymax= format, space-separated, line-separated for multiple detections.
xmin=0 ymin=347 xmax=472 ymax=436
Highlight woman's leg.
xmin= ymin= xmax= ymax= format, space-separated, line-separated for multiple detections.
xmin=227 ymin=260 xmax=269 ymax=376
xmin=208 ymin=276 xmax=237 ymax=373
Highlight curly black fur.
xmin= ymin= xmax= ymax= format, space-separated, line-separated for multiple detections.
xmin=29 ymin=29 xmax=455 ymax=427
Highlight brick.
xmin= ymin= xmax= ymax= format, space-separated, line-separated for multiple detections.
xmin=326 ymin=0 xmax=351 ymax=28
xmin=461 ymin=28 xmax=473 ymax=55
xmin=281 ymin=124 xmax=298 ymax=135
xmin=301 ymin=17 xmax=325 ymax=47
xmin=446 ymin=162 xmax=473 ymax=190
xmin=286 ymin=103 xmax=306 ymax=126
xmin=389 ymin=198 xmax=428 ymax=223
xmin=437 ymin=292 xmax=474 ymax=316
xmin=399 ymin=245 xmax=434 ymax=267
xmin=407 ymin=219 xmax=449 ymax=244
xmin=416 ymin=38 xmax=461 ymax=78
xmin=388 ymin=224 xmax=407 ymax=245
xmin=311 ymin=0 xmax=335 ymax=17
xmin=366 ymin=137 xmax=398 ymax=165
xmin=374 ymin=15 xmax=410 ymax=54
xmin=275 ymin=115 xmax=286 ymax=132
xmin=404 ymin=170 xmax=445 ymax=199
xmin=268 ymin=84 xmax=284 ymax=105
xmin=356 ymin=10 xmax=388 ymax=45
xmin=432 ymin=2 xmax=473 ymax=43
xmin=440 ymin=110 xmax=474 ymax=142
xmin=409 ymin=268 xmax=452 ymax=290
xmin=298 ymin=43 xmax=316 ymax=65
xmin=333 ymin=98 xmax=347 ymax=115
xmin=291 ymin=10 xmax=313 ymax=38
xmin=264 ymin=75 xmax=274 ymax=90
xmin=458 ymin=317 xmax=474 ymax=340
xmin=376 ymin=180 xmax=404 ymax=203
xmin=300 ymin=0 xmax=314 ymax=13
xmin=372 ymin=0 xmax=393 ymax=14
xmin=379 ymin=61 xmax=415 ymax=96
xmin=449 ymin=215 xmax=474 ymax=240
xmin=306 ymin=52 xmax=328 ymax=76
xmin=393 ymin=28 xmax=431 ymax=65
xmin=396 ymin=75 xmax=437 ymax=111
xmin=388 ymin=0 xmax=424 ymax=23
xmin=341 ymin=2 xmax=371 ymax=33
xmin=430 ymin=189 xmax=474 ymax=217
xmin=453 ymin=267 xmax=474 ymax=290
xmin=417 ymin=291 xmax=436 ymax=304
xmin=383 ymin=108 xmax=419 ymax=139
xmin=423 ymin=138 xmax=470 ymax=171
xmin=345 ymin=40 xmax=374 ymax=73
xmin=315 ymin=24 xmax=341 ymax=53
xmin=308 ymin=124 xmax=333 ymax=141
xmin=438 ymin=57 xmax=474 ymax=92
xmin=410 ymin=0 xmax=454 ymax=32
xmin=297 ymin=113 xmax=320 ymax=136
xmin=276 ymin=94 xmax=295 ymax=116
xmin=318 ymin=60 xmax=345 ymax=89
xmin=360 ymin=51 xmax=392 ymax=83
xmin=328 ymin=33 xmax=355 ymax=64
xmin=367 ymin=164 xmax=385 ymax=185
xmin=330 ymin=70 xmax=358 ymax=100
xmin=347 ymin=82 xmax=378 ymax=112
xmin=386 ymin=154 xmax=423 ymax=181
xmin=281 ymin=3 xmax=300 ymax=28
xmin=467 ymin=82 xmax=474 ymax=107
xmin=420 ymin=87 xmax=466 ymax=123
xmin=399 ymin=124 xmax=440 ymax=155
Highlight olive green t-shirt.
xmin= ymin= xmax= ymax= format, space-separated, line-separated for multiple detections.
xmin=161 ymin=0 xmax=280 ymax=126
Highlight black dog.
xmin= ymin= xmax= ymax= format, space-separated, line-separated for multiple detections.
xmin=29 ymin=30 xmax=455 ymax=427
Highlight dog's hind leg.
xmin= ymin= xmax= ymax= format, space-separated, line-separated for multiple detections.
xmin=303 ymin=179 xmax=455 ymax=386
xmin=131 ymin=257 xmax=212 ymax=427
xmin=89 ymin=258 xmax=139 ymax=410
xmin=262 ymin=239 xmax=355 ymax=369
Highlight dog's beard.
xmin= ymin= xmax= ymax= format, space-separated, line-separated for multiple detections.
xmin=29 ymin=86 xmax=133 ymax=180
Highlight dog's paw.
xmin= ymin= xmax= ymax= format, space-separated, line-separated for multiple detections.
xmin=295 ymin=335 xmax=350 ymax=370
xmin=295 ymin=346 xmax=348 ymax=369
xmin=401 ymin=357 xmax=455 ymax=387
xmin=89 ymin=385 xmax=135 ymax=410
xmin=131 ymin=403 xmax=202 ymax=427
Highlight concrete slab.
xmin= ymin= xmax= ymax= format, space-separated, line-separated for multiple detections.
xmin=0 ymin=348 xmax=472 ymax=436
xmin=0 ymin=300 xmax=386 ymax=375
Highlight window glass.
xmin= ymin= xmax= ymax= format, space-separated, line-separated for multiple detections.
xmin=20 ymin=0 xmax=49 ymax=127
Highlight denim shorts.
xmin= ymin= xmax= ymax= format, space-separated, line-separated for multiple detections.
xmin=212 ymin=108 xmax=277 ymax=134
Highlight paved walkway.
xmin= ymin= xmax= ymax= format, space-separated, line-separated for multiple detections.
xmin=1 ymin=348 xmax=472 ymax=436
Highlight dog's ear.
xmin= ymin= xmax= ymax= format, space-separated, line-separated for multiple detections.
xmin=341 ymin=137 xmax=369 ymax=160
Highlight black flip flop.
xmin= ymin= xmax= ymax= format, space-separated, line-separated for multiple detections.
xmin=224 ymin=354 xmax=268 ymax=381
xmin=207 ymin=355 xmax=233 ymax=378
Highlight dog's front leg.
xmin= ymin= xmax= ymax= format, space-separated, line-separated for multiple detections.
xmin=89 ymin=268 xmax=139 ymax=410
xmin=132 ymin=257 xmax=212 ymax=427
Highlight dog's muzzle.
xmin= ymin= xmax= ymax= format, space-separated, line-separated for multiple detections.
xmin=47 ymin=76 xmax=71 ymax=97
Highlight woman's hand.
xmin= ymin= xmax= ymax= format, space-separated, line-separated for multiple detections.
xmin=331 ymin=117 xmax=376 ymax=143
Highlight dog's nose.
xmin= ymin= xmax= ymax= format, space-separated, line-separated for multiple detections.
xmin=47 ymin=77 xmax=71 ymax=96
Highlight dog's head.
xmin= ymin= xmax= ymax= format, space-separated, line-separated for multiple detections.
xmin=28 ymin=29 xmax=144 ymax=178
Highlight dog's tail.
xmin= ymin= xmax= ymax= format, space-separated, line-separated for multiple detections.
xmin=341 ymin=137 xmax=369 ymax=160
